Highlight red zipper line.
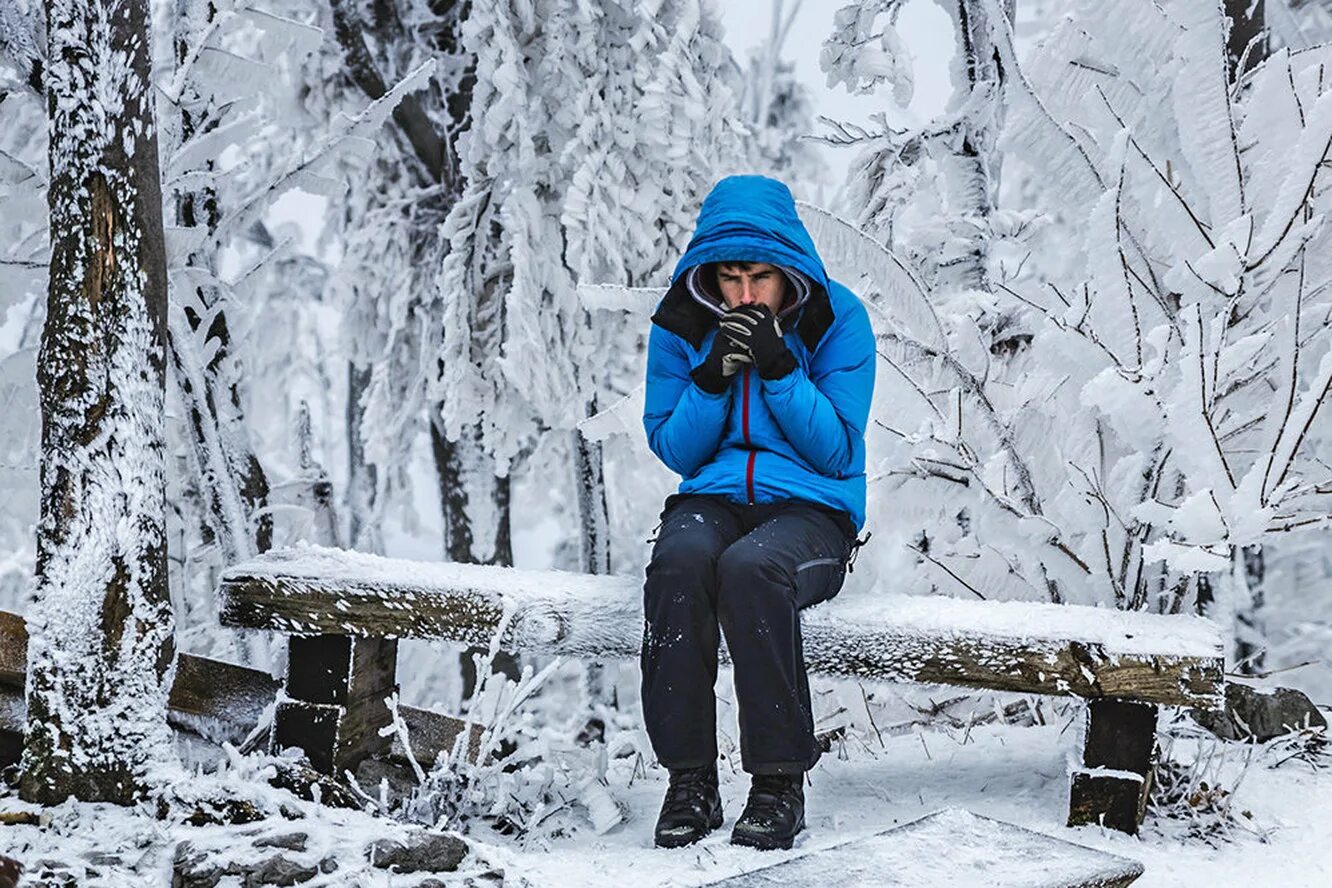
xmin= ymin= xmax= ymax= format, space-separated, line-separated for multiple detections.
xmin=743 ymin=367 xmax=755 ymax=504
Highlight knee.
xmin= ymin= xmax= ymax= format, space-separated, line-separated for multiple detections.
xmin=647 ymin=532 xmax=721 ymax=583
xmin=716 ymin=541 xmax=789 ymax=586
xmin=644 ymin=534 xmax=721 ymax=613
xmin=715 ymin=543 xmax=793 ymax=614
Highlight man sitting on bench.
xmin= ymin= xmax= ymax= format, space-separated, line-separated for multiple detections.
xmin=641 ymin=175 xmax=876 ymax=850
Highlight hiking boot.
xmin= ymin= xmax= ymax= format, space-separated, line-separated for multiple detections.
xmin=730 ymin=773 xmax=805 ymax=850
xmin=654 ymin=764 xmax=723 ymax=848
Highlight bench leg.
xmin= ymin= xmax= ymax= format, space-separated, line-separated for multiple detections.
xmin=273 ymin=634 xmax=399 ymax=775
xmin=1067 ymin=698 xmax=1157 ymax=834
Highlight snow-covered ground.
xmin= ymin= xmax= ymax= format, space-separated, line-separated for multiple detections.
xmin=487 ymin=716 xmax=1330 ymax=887
xmin=3 ymin=692 xmax=1323 ymax=887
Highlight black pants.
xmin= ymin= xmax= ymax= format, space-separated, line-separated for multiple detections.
xmin=640 ymin=493 xmax=854 ymax=775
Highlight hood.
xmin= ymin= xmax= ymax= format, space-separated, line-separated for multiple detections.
xmin=671 ymin=176 xmax=830 ymax=293
xmin=654 ymin=175 xmax=837 ymax=351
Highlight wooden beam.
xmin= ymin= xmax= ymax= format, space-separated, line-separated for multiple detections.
xmin=274 ymin=634 xmax=398 ymax=774
xmin=1068 ymin=699 xmax=1158 ymax=834
xmin=219 ymin=547 xmax=1226 ymax=709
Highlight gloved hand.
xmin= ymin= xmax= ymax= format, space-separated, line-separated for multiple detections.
xmin=691 ymin=317 xmax=753 ymax=394
xmin=721 ymin=305 xmax=797 ymax=380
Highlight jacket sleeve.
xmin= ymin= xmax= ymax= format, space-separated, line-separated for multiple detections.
xmin=760 ymin=302 xmax=875 ymax=477
xmin=643 ymin=324 xmax=731 ymax=477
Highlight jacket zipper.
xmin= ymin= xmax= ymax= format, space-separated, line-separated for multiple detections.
xmin=743 ymin=367 xmax=755 ymax=504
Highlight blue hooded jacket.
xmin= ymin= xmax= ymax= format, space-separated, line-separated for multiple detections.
xmin=643 ymin=176 xmax=876 ymax=531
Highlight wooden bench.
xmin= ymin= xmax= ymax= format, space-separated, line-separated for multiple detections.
xmin=0 ymin=608 xmax=474 ymax=773
xmin=217 ymin=544 xmax=1226 ymax=835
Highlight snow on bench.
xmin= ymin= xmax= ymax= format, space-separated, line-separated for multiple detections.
xmin=219 ymin=545 xmax=1223 ymax=706
xmin=216 ymin=544 xmax=1226 ymax=834
xmin=703 ymin=808 xmax=1144 ymax=888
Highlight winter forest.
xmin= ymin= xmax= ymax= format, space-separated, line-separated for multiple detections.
xmin=2 ymin=0 xmax=1332 ymax=885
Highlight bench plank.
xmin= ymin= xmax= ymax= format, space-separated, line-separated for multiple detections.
xmin=219 ymin=546 xmax=1225 ymax=709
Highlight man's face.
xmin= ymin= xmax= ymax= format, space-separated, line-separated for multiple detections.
xmin=716 ymin=262 xmax=787 ymax=314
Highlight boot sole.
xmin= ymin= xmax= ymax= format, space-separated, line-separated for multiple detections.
xmin=654 ymin=807 xmax=724 ymax=849
xmin=730 ymin=815 xmax=805 ymax=851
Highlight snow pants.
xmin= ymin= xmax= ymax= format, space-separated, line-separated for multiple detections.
xmin=641 ymin=493 xmax=856 ymax=775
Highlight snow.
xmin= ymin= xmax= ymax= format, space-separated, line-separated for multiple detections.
xmin=4 ymin=0 xmax=1332 ymax=885
xmin=223 ymin=544 xmax=1224 ymax=672
xmin=703 ymin=808 xmax=1144 ymax=887
xmin=469 ymin=716 xmax=1332 ymax=888
xmin=0 ymin=710 xmax=1323 ymax=887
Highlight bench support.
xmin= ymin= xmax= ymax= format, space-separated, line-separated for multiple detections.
xmin=273 ymin=634 xmax=399 ymax=774
xmin=1067 ymin=698 xmax=1157 ymax=834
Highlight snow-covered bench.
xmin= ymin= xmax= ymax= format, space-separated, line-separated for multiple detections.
xmin=0 ymin=607 xmax=476 ymax=773
xmin=217 ymin=545 xmax=1226 ymax=834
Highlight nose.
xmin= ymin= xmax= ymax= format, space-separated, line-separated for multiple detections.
xmin=739 ymin=280 xmax=754 ymax=303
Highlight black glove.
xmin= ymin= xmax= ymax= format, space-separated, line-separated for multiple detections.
xmin=722 ymin=305 xmax=797 ymax=380
xmin=691 ymin=318 xmax=753 ymax=394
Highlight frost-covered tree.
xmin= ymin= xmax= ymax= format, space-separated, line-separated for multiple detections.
xmin=325 ymin=0 xmax=484 ymax=562
xmin=163 ymin=0 xmax=298 ymax=569
xmin=823 ymin=0 xmax=1020 ymax=308
xmin=735 ymin=0 xmax=829 ymax=193
xmin=22 ymin=0 xmax=176 ymax=805
xmin=434 ymin=0 xmax=742 ymax=570
xmin=859 ymin=0 xmax=1332 ymax=674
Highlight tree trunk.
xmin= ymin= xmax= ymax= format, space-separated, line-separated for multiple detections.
xmin=23 ymin=0 xmax=176 ymax=804
xmin=430 ymin=415 xmax=513 ymax=567
xmin=167 ymin=0 xmax=273 ymax=565
xmin=345 ymin=360 xmax=382 ymax=553
xmin=1233 ymin=544 xmax=1266 ymax=674
xmin=574 ymin=432 xmax=610 ymax=575
xmin=1225 ymin=0 xmax=1267 ymax=81
xmin=574 ymin=417 xmax=614 ymax=708
xmin=938 ymin=0 xmax=1017 ymax=294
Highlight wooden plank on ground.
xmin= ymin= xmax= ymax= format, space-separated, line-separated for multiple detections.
xmin=703 ymin=809 xmax=1144 ymax=888
xmin=219 ymin=546 xmax=1225 ymax=708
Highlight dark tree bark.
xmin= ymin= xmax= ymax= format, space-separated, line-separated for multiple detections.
xmin=1233 ymin=544 xmax=1266 ymax=674
xmin=574 ymin=407 xmax=611 ymax=575
xmin=23 ymin=0 xmax=176 ymax=805
xmin=1226 ymin=0 xmax=1267 ymax=81
xmin=1224 ymin=0 xmax=1268 ymax=673
xmin=346 ymin=361 xmax=382 ymax=552
xmin=430 ymin=418 xmax=513 ymax=567
xmin=167 ymin=0 xmax=274 ymax=564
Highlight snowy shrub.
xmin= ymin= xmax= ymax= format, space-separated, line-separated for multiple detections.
xmin=1150 ymin=700 xmax=1324 ymax=843
xmin=384 ymin=631 xmax=630 ymax=843
xmin=823 ymin=0 xmax=1332 ymax=644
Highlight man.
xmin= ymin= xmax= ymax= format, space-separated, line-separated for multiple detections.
xmin=641 ymin=175 xmax=875 ymax=850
